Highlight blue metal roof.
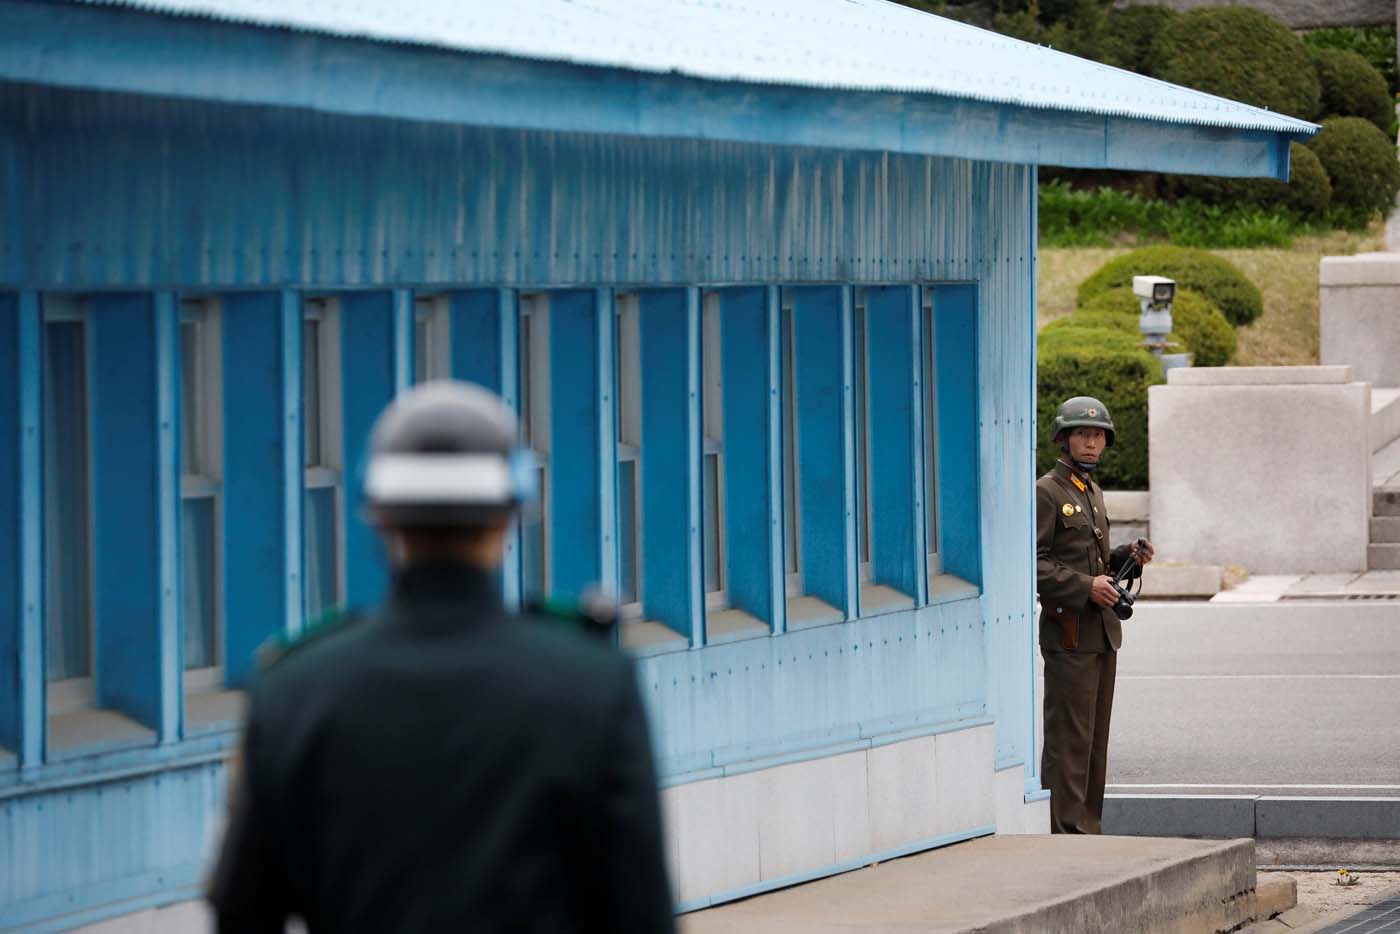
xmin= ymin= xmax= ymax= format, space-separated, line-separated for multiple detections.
xmin=81 ymin=0 xmax=1316 ymax=136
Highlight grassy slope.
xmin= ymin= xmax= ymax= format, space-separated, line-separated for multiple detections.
xmin=1037 ymin=227 xmax=1386 ymax=365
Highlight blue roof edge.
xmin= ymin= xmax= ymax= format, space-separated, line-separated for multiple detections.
xmin=1 ymin=0 xmax=1310 ymax=180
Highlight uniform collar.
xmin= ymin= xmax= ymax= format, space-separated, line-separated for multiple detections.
xmin=389 ymin=561 xmax=503 ymax=614
xmin=1055 ymin=458 xmax=1095 ymax=494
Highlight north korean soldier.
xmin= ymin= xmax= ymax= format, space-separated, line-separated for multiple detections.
xmin=1036 ymin=396 xmax=1154 ymax=834
xmin=208 ymin=381 xmax=676 ymax=933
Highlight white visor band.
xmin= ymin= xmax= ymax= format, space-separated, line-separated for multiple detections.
xmin=365 ymin=454 xmax=514 ymax=505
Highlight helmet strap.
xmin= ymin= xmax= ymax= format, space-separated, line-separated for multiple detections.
xmin=1059 ymin=442 xmax=1098 ymax=476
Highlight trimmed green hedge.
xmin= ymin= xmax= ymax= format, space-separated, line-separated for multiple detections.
xmin=1153 ymin=7 xmax=1320 ymax=119
xmin=1077 ymin=245 xmax=1263 ymax=328
xmin=1173 ymin=142 xmax=1331 ymax=220
xmin=1037 ymin=327 xmax=1163 ymax=489
xmin=1303 ymin=25 xmax=1398 ymax=94
xmin=1097 ymin=5 xmax=1178 ymax=74
xmin=1079 ymin=287 xmax=1237 ymax=367
xmin=1306 ymin=117 xmax=1400 ymax=219
xmin=1311 ymin=47 xmax=1394 ymax=131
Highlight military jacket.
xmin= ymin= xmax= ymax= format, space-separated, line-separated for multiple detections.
xmin=1035 ymin=460 xmax=1132 ymax=654
xmin=208 ymin=562 xmax=675 ymax=934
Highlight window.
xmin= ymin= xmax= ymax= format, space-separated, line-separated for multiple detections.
xmin=302 ymin=300 xmax=344 ymax=619
xmin=412 ymin=296 xmax=452 ymax=385
xmin=853 ymin=291 xmax=872 ymax=585
xmin=519 ymin=295 xmax=551 ymax=598
xmin=923 ymin=288 xmax=942 ymax=577
xmin=701 ymin=292 xmax=726 ymax=606
xmin=42 ymin=298 xmax=93 ymax=713
xmin=615 ymin=294 xmax=642 ymax=615
xmin=180 ymin=300 xmax=223 ymax=686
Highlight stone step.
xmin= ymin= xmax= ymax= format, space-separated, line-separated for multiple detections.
xmin=1374 ymin=516 xmax=1400 ymax=543
xmin=1370 ymin=543 xmax=1400 ymax=570
xmin=680 ymin=835 xmax=1284 ymax=934
xmin=1376 ymin=488 xmax=1400 ymax=517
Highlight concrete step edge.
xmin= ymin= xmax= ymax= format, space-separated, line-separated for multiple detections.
xmin=982 ymin=838 xmax=1259 ymax=934
xmin=1105 ymin=794 xmax=1400 ymax=840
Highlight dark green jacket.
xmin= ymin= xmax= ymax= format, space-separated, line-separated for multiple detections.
xmin=208 ymin=563 xmax=675 ymax=933
xmin=1036 ymin=460 xmax=1133 ymax=653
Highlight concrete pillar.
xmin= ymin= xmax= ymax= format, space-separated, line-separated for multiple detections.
xmin=1320 ymin=253 xmax=1400 ymax=389
xmin=1149 ymin=366 xmax=1371 ymax=574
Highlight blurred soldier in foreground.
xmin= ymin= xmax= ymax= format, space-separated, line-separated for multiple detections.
xmin=1036 ymin=396 xmax=1154 ymax=834
xmin=208 ymin=381 xmax=675 ymax=933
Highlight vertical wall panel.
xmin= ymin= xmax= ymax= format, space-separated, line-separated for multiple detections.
xmin=933 ymin=285 xmax=981 ymax=588
xmin=222 ymin=292 xmax=293 ymax=684
xmin=0 ymin=292 xmax=41 ymax=761
xmin=640 ymin=287 xmax=702 ymax=643
xmin=90 ymin=294 xmax=162 ymax=730
xmin=153 ymin=293 xmax=181 ymax=742
xmin=718 ymin=286 xmax=783 ymax=630
xmin=791 ymin=286 xmax=855 ymax=619
xmin=450 ymin=290 xmax=504 ymax=392
xmin=339 ymin=291 xmax=396 ymax=611
xmin=548 ymin=289 xmax=604 ymax=600
xmin=449 ymin=288 xmax=522 ymax=609
xmin=866 ymin=285 xmax=923 ymax=600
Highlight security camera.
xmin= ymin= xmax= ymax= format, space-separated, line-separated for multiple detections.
xmin=1132 ymin=275 xmax=1176 ymax=306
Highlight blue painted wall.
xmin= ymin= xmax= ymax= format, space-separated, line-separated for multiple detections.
xmin=0 ymin=80 xmax=1039 ymax=927
xmin=222 ymin=293 xmax=295 ymax=686
xmin=90 ymin=294 xmax=164 ymax=730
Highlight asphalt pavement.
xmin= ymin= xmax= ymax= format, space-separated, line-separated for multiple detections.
xmin=1090 ymin=601 xmax=1400 ymax=798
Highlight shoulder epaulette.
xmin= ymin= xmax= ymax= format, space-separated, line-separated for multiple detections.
xmin=525 ymin=588 xmax=617 ymax=641
xmin=256 ymin=607 xmax=365 ymax=671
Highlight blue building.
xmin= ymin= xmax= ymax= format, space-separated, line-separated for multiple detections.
xmin=0 ymin=0 xmax=1312 ymax=928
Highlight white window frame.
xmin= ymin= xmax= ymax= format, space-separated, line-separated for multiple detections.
xmin=923 ymin=289 xmax=943 ymax=579
xmin=302 ymin=299 xmax=346 ymax=613
xmin=412 ymin=295 xmax=453 ymax=385
xmin=701 ymin=291 xmax=728 ymax=611
xmin=180 ymin=298 xmax=225 ymax=692
xmin=42 ymin=296 xmax=97 ymax=716
xmin=520 ymin=294 xmax=552 ymax=595
xmin=615 ymin=293 xmax=643 ymax=621
xmin=781 ymin=295 xmax=804 ymax=598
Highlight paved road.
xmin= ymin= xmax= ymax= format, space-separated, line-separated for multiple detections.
xmin=1075 ymin=602 xmax=1400 ymax=797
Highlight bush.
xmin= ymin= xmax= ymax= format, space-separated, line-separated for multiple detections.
xmin=1096 ymin=5 xmax=1178 ymax=74
xmin=1307 ymin=117 xmax=1400 ymax=218
xmin=1153 ymin=7 xmax=1320 ymax=119
xmin=1172 ymin=142 xmax=1332 ymax=220
xmin=1303 ymin=25 xmax=1398 ymax=93
xmin=1037 ymin=328 xmax=1163 ymax=489
xmin=1037 ymin=182 xmax=1313 ymax=248
xmin=1077 ymin=245 xmax=1264 ymax=327
xmin=1310 ymin=47 xmax=1393 ymax=131
xmin=1079 ymin=287 xmax=1237 ymax=367
xmin=1040 ymin=310 xmax=1138 ymax=341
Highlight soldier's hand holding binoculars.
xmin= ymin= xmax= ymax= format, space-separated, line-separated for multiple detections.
xmin=1129 ymin=540 xmax=1155 ymax=564
xmin=1089 ymin=575 xmax=1121 ymax=607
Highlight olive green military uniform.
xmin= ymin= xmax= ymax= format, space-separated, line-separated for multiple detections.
xmin=1036 ymin=459 xmax=1134 ymax=834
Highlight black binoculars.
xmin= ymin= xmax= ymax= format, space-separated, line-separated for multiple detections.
xmin=1109 ymin=538 xmax=1148 ymax=621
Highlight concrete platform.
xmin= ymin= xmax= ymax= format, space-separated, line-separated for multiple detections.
xmin=681 ymin=835 xmax=1286 ymax=933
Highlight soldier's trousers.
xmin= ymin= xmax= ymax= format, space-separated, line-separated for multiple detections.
xmin=1041 ymin=647 xmax=1117 ymax=834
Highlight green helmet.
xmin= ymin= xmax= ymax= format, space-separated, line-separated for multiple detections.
xmin=1051 ymin=396 xmax=1115 ymax=447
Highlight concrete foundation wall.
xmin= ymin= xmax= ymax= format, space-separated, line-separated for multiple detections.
xmin=660 ymin=723 xmax=1000 ymax=911
xmin=1149 ymin=366 xmax=1372 ymax=574
xmin=1321 ymin=253 xmax=1400 ymax=391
